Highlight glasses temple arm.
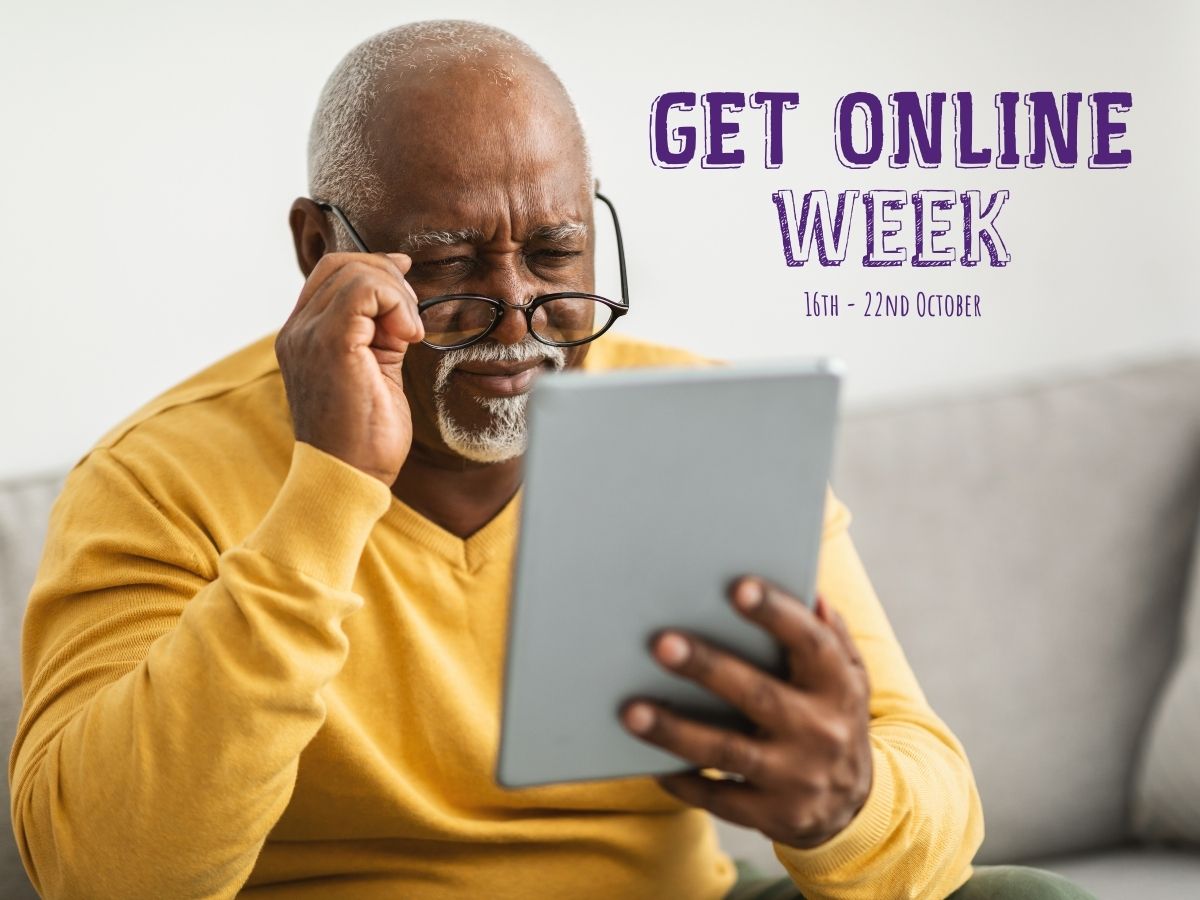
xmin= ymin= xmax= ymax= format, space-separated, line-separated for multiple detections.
xmin=594 ymin=191 xmax=629 ymax=308
xmin=314 ymin=201 xmax=372 ymax=253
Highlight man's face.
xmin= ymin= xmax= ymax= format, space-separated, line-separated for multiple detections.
xmin=349 ymin=59 xmax=594 ymax=465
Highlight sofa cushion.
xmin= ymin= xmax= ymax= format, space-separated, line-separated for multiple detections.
xmin=1036 ymin=847 xmax=1200 ymax=900
xmin=1133 ymin=504 xmax=1200 ymax=843
xmin=1 ymin=472 xmax=65 ymax=900
xmin=831 ymin=357 xmax=1200 ymax=863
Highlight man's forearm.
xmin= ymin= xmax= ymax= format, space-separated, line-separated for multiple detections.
xmin=10 ymin=443 xmax=391 ymax=899
xmin=764 ymin=491 xmax=986 ymax=899
xmin=771 ymin=721 xmax=984 ymax=900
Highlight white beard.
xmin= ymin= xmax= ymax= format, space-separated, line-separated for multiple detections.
xmin=432 ymin=336 xmax=567 ymax=463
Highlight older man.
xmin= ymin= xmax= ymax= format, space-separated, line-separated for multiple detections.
xmin=10 ymin=20 xmax=1092 ymax=900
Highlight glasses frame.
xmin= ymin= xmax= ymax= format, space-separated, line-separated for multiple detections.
xmin=313 ymin=192 xmax=630 ymax=351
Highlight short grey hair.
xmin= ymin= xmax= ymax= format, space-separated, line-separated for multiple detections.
xmin=307 ymin=20 xmax=592 ymax=231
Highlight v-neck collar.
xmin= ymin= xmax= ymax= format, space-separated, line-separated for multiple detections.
xmin=379 ymin=487 xmax=522 ymax=572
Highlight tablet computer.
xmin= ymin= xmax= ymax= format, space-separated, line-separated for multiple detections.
xmin=496 ymin=358 xmax=843 ymax=788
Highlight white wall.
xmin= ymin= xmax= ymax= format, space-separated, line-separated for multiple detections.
xmin=2 ymin=0 xmax=1197 ymax=478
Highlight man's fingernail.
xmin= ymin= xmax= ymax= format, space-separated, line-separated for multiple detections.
xmin=657 ymin=633 xmax=690 ymax=666
xmin=735 ymin=580 xmax=765 ymax=612
xmin=625 ymin=703 xmax=655 ymax=733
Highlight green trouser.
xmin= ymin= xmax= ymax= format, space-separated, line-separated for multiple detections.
xmin=726 ymin=861 xmax=1098 ymax=900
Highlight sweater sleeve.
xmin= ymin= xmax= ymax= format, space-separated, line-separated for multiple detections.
xmin=8 ymin=442 xmax=393 ymax=900
xmin=771 ymin=489 xmax=985 ymax=900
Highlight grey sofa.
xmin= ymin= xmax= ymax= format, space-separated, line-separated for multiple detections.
xmin=5 ymin=356 xmax=1200 ymax=899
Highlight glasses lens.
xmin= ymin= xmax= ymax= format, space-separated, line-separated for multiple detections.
xmin=532 ymin=295 xmax=616 ymax=345
xmin=420 ymin=297 xmax=498 ymax=348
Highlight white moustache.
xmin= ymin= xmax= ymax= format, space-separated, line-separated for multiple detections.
xmin=434 ymin=336 xmax=567 ymax=396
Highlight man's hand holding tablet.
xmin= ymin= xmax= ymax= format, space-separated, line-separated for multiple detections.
xmin=623 ymin=576 xmax=872 ymax=850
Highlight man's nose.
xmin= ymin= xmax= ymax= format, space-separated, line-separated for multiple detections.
xmin=481 ymin=266 xmax=537 ymax=345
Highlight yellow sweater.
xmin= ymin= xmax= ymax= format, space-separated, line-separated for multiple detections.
xmin=10 ymin=332 xmax=983 ymax=900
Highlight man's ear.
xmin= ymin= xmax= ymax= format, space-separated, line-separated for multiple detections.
xmin=289 ymin=198 xmax=334 ymax=277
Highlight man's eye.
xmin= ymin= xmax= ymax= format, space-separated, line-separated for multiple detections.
xmin=528 ymin=249 xmax=583 ymax=266
xmin=412 ymin=256 xmax=475 ymax=275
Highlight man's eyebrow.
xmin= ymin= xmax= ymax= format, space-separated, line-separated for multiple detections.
xmin=528 ymin=222 xmax=588 ymax=244
xmin=397 ymin=228 xmax=485 ymax=254
xmin=396 ymin=222 xmax=588 ymax=254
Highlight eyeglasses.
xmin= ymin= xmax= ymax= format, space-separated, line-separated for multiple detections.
xmin=314 ymin=192 xmax=630 ymax=351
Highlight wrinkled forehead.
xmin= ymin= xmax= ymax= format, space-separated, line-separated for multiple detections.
xmin=362 ymin=57 xmax=590 ymax=228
